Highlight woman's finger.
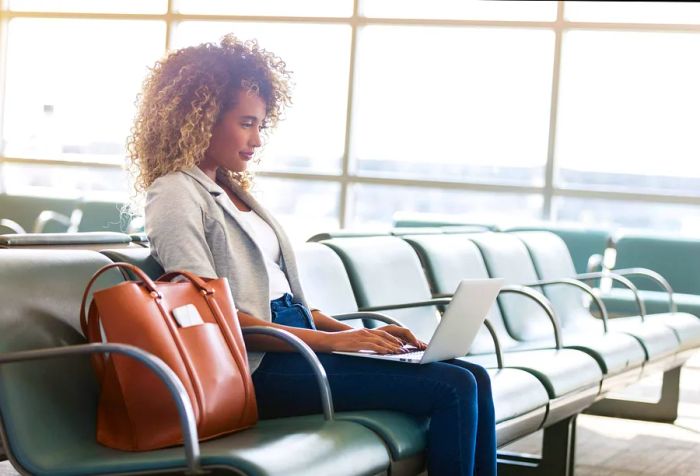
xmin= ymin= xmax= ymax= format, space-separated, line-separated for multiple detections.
xmin=371 ymin=329 xmax=404 ymax=346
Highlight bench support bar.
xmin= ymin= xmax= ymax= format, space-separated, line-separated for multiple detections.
xmin=584 ymin=366 xmax=681 ymax=423
xmin=497 ymin=414 xmax=577 ymax=476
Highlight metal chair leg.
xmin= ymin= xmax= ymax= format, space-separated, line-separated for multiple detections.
xmin=585 ymin=367 xmax=681 ymax=423
xmin=498 ymin=414 xmax=578 ymax=476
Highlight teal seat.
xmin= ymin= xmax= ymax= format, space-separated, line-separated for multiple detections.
xmin=514 ymin=231 xmax=700 ymax=357
xmin=0 ymin=249 xmax=391 ymax=476
xmin=313 ymin=236 xmax=604 ymax=412
xmin=504 ymin=224 xmax=611 ymax=274
xmin=392 ymin=212 xmax=498 ymax=231
xmin=295 ymin=241 xmax=550 ymax=449
xmin=404 ymin=233 xmax=646 ymax=389
xmin=480 ymin=232 xmax=679 ymax=369
xmin=613 ymin=233 xmax=700 ymax=294
xmin=314 ymin=236 xmax=611 ymax=473
xmin=101 ymin=247 xmax=165 ymax=280
xmin=75 ymin=199 xmax=130 ymax=233
xmin=602 ymin=233 xmax=700 ymax=320
xmin=0 ymin=193 xmax=78 ymax=233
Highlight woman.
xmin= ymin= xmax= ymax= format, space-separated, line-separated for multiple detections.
xmin=129 ymin=34 xmax=496 ymax=476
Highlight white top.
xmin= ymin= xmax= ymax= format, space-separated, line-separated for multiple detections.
xmin=232 ymin=207 xmax=292 ymax=300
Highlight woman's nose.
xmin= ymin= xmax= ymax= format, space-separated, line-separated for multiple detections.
xmin=251 ymin=129 xmax=262 ymax=148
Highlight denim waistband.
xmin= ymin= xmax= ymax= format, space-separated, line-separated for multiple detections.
xmin=270 ymin=293 xmax=295 ymax=311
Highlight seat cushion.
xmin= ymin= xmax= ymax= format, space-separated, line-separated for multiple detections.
xmin=643 ymin=312 xmax=700 ymax=351
xmin=606 ymin=318 xmax=680 ymax=360
xmin=486 ymin=368 xmax=549 ymax=424
xmin=560 ymin=331 xmax=647 ymax=375
xmin=16 ymin=416 xmax=390 ymax=476
xmin=463 ymin=348 xmax=602 ymax=398
xmin=337 ymin=410 xmax=428 ymax=460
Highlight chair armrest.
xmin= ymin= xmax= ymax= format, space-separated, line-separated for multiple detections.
xmin=0 ymin=343 xmax=204 ymax=475
xmin=576 ymin=271 xmax=647 ymax=321
xmin=481 ymin=319 xmax=504 ymax=369
xmin=610 ymin=267 xmax=676 ymax=313
xmin=522 ymin=278 xmax=609 ymax=333
xmin=33 ymin=210 xmax=70 ymax=233
xmin=499 ymin=285 xmax=563 ymax=350
xmin=333 ymin=311 xmax=403 ymax=327
xmin=359 ymin=298 xmax=451 ymax=313
xmin=0 ymin=219 xmax=25 ymax=234
xmin=242 ymin=327 xmax=334 ymax=421
xmin=587 ymin=253 xmax=604 ymax=273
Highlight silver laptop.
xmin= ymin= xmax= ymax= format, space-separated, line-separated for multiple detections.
xmin=333 ymin=278 xmax=504 ymax=364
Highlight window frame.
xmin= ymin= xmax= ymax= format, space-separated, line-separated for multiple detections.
xmin=3 ymin=1 xmax=700 ymax=230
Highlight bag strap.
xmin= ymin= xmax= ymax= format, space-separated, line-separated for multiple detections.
xmin=157 ymin=271 xmax=215 ymax=294
xmin=80 ymin=262 xmax=161 ymax=337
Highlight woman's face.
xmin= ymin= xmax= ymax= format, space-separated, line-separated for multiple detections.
xmin=204 ymin=90 xmax=266 ymax=173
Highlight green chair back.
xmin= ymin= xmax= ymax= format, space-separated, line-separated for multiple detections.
xmin=320 ymin=236 xmax=440 ymax=342
xmin=505 ymin=225 xmax=611 ymax=274
xmin=295 ymin=242 xmax=361 ymax=316
xmin=0 ymin=194 xmax=77 ymax=233
xmin=467 ymin=233 xmax=565 ymax=342
xmin=614 ymin=234 xmax=700 ymax=294
xmin=0 ymin=250 xmax=124 ymax=475
xmin=100 ymin=247 xmax=164 ymax=280
xmin=76 ymin=200 xmax=128 ymax=233
xmin=402 ymin=233 xmax=518 ymax=354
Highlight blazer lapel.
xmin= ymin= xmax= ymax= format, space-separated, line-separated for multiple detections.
xmin=182 ymin=167 xmax=260 ymax=247
xmin=225 ymin=177 xmax=301 ymax=286
xmin=184 ymin=167 xmax=305 ymax=302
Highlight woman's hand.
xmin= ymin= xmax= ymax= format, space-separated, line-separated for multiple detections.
xmin=376 ymin=325 xmax=428 ymax=350
xmin=323 ymin=327 xmax=410 ymax=354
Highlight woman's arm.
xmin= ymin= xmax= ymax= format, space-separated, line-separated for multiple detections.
xmin=310 ymin=309 xmax=427 ymax=350
xmin=310 ymin=309 xmax=354 ymax=332
xmin=238 ymin=310 xmax=414 ymax=354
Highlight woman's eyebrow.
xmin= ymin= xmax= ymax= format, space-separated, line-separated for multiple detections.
xmin=239 ymin=115 xmax=261 ymax=122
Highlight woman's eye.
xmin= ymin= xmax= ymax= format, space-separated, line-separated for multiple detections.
xmin=241 ymin=122 xmax=253 ymax=128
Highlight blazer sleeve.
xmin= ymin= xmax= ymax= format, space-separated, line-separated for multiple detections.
xmin=145 ymin=177 xmax=218 ymax=278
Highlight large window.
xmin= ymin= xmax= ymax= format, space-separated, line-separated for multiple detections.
xmin=556 ymin=29 xmax=700 ymax=196
xmin=1 ymin=1 xmax=700 ymax=242
xmin=353 ymin=25 xmax=554 ymax=186
xmin=3 ymin=18 xmax=165 ymax=163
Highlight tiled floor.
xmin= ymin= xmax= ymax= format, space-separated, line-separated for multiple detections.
xmin=502 ymin=354 xmax=700 ymax=475
xmin=2 ymin=355 xmax=700 ymax=475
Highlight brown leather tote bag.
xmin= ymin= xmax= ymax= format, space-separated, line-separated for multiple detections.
xmin=80 ymin=262 xmax=258 ymax=451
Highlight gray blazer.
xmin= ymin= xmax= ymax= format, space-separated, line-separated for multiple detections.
xmin=145 ymin=166 xmax=308 ymax=373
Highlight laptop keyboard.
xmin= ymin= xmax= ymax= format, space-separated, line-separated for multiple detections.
xmin=392 ymin=346 xmax=423 ymax=357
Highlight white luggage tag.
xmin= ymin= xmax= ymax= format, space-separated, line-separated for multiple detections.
xmin=172 ymin=304 xmax=205 ymax=327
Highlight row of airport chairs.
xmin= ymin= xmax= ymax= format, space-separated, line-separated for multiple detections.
xmin=0 ymin=193 xmax=137 ymax=234
xmin=1 ymin=230 xmax=699 ymax=474
xmin=393 ymin=215 xmax=700 ymax=320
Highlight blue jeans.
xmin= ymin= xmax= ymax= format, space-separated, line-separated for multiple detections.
xmin=253 ymin=294 xmax=497 ymax=476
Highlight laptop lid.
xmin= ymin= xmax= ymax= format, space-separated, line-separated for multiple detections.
xmin=419 ymin=278 xmax=503 ymax=363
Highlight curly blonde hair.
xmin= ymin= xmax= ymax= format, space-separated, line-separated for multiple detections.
xmin=127 ymin=33 xmax=292 ymax=194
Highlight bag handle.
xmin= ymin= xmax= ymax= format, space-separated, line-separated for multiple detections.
xmin=80 ymin=262 xmax=161 ymax=337
xmin=157 ymin=271 xmax=216 ymax=294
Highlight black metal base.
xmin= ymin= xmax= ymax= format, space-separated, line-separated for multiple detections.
xmin=498 ymin=415 xmax=577 ymax=476
xmin=584 ymin=366 xmax=681 ymax=423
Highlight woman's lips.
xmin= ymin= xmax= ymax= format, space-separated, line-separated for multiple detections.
xmin=240 ymin=151 xmax=254 ymax=160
